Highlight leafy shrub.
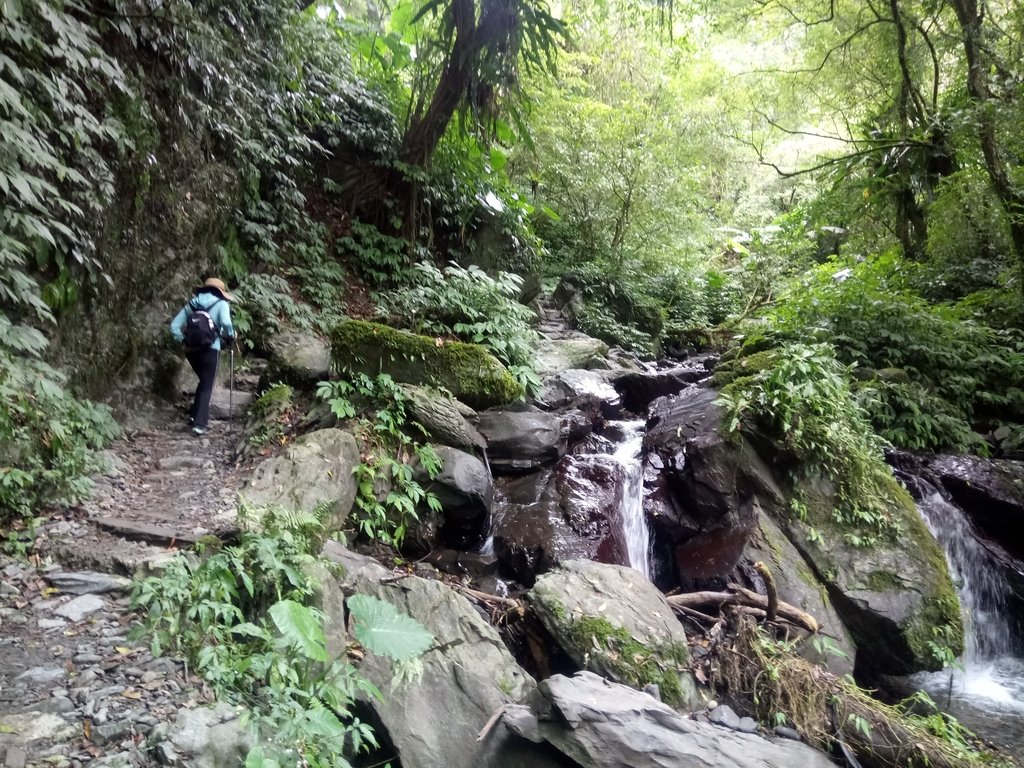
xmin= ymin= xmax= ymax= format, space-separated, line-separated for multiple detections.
xmin=338 ymin=221 xmax=426 ymax=287
xmin=231 ymin=274 xmax=317 ymax=348
xmin=0 ymin=347 xmax=119 ymax=524
xmin=317 ymin=373 xmax=442 ymax=548
xmin=1 ymin=0 xmax=129 ymax=329
xmin=717 ymin=343 xmax=902 ymax=546
xmin=760 ymin=253 xmax=1024 ymax=453
xmin=378 ymin=261 xmax=539 ymax=389
xmin=576 ymin=303 xmax=656 ymax=358
xmin=132 ymin=504 xmax=433 ymax=767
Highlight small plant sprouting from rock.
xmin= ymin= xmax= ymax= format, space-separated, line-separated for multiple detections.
xmin=317 ymin=372 xmax=442 ymax=548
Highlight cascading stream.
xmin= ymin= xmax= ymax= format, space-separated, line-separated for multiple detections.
xmin=913 ymin=491 xmax=1024 ymax=715
xmin=609 ymin=421 xmax=650 ymax=579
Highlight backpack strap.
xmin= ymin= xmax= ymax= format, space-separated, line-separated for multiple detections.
xmin=189 ymin=297 xmax=221 ymax=314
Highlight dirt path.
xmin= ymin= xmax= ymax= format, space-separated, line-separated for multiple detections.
xmin=51 ymin=404 xmax=246 ymax=573
xmin=0 ymin=402 xmax=254 ymax=768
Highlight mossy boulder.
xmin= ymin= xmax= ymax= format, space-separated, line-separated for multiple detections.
xmin=331 ymin=320 xmax=523 ymax=410
xmin=529 ymin=560 xmax=702 ymax=710
xmin=774 ymin=473 xmax=963 ymax=675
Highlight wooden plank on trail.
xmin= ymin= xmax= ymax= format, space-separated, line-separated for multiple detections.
xmin=91 ymin=516 xmax=237 ymax=546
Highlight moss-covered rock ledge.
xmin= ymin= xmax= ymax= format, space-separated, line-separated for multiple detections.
xmin=330 ymin=320 xmax=524 ymax=409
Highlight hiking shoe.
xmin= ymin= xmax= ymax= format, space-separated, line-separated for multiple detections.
xmin=192 ymin=426 xmax=206 ymax=435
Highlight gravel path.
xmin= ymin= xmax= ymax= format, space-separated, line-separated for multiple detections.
xmin=0 ymin=405 xmax=253 ymax=767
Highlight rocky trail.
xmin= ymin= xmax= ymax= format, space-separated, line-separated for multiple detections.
xmin=1 ymin=401 xmax=256 ymax=768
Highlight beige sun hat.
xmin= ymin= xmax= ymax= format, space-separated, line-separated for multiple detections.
xmin=194 ymin=277 xmax=235 ymax=302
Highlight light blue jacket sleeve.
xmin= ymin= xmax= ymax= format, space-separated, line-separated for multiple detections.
xmin=213 ymin=300 xmax=234 ymax=343
xmin=169 ymin=305 xmax=188 ymax=342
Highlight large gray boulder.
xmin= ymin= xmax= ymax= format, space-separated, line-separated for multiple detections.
xmin=402 ymin=384 xmax=486 ymax=453
xmin=644 ymin=387 xmax=780 ymax=581
xmin=265 ymin=328 xmax=332 ymax=385
xmin=345 ymin=568 xmax=561 ymax=768
xmin=645 ymin=386 xmax=961 ymax=675
xmin=504 ymin=671 xmax=838 ymax=768
xmin=775 ymin=474 xmax=963 ymax=675
xmin=239 ymin=428 xmax=359 ymax=533
xmin=529 ymin=560 xmax=701 ymax=710
xmin=477 ymin=408 xmax=568 ymax=473
xmin=534 ymin=338 xmax=611 ymax=377
xmin=159 ymin=703 xmax=253 ymax=768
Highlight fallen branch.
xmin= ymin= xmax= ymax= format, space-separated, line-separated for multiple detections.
xmin=457 ymin=586 xmax=524 ymax=614
xmin=666 ymin=587 xmax=819 ymax=634
xmin=670 ymin=603 xmax=725 ymax=627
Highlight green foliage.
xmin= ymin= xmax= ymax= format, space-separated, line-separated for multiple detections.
xmin=0 ymin=348 xmax=119 ymax=524
xmin=132 ymin=504 xmax=429 ymax=767
xmin=763 ymin=253 xmax=1024 ymax=453
xmin=245 ymin=384 xmax=295 ymax=451
xmin=716 ymin=343 xmax=901 ymax=546
xmin=347 ymin=594 xmax=434 ymax=661
xmin=898 ymin=691 xmax=1013 ymax=767
xmin=316 ymin=373 xmax=442 ymax=548
xmin=0 ymin=0 xmax=129 ymax=329
xmin=338 ymin=220 xmax=424 ymax=287
xmin=231 ymin=274 xmax=317 ymax=349
xmin=378 ymin=261 xmax=539 ymax=389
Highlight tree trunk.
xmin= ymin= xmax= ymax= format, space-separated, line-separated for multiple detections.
xmin=950 ymin=0 xmax=1024 ymax=287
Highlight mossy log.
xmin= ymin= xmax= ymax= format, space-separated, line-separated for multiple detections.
xmin=330 ymin=319 xmax=524 ymax=409
xmin=710 ymin=617 xmax=1016 ymax=768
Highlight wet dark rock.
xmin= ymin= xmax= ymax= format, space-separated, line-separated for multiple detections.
xmin=613 ymin=367 xmax=706 ymax=414
xmin=413 ymin=445 xmax=492 ymax=550
xmin=927 ymin=454 xmax=1024 ymax=561
xmin=644 ymin=388 xmax=779 ymax=583
xmin=477 ymin=408 xmax=568 ymax=474
xmin=491 ymin=457 xmax=629 ymax=585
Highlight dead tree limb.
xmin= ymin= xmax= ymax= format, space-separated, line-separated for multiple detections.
xmin=666 ymin=589 xmax=819 ymax=634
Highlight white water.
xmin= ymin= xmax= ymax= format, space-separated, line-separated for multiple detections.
xmin=912 ymin=492 xmax=1024 ymax=714
xmin=609 ymin=421 xmax=650 ymax=579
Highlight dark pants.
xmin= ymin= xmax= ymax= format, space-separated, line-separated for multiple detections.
xmin=186 ymin=347 xmax=219 ymax=429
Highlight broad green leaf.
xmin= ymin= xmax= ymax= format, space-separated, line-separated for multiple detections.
xmin=347 ymin=594 xmax=433 ymax=661
xmin=268 ymin=599 xmax=328 ymax=662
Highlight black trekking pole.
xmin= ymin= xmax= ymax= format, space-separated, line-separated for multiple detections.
xmin=228 ymin=339 xmax=236 ymax=431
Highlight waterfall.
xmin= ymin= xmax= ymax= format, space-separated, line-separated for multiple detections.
xmin=915 ymin=491 xmax=1024 ymax=713
xmin=610 ymin=422 xmax=650 ymax=579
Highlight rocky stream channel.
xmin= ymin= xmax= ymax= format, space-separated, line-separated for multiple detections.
xmin=3 ymin=296 xmax=1024 ymax=767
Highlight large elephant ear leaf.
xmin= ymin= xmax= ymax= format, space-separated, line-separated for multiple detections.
xmin=269 ymin=599 xmax=329 ymax=662
xmin=347 ymin=594 xmax=434 ymax=661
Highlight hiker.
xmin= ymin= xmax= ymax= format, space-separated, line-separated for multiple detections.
xmin=170 ymin=277 xmax=236 ymax=435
